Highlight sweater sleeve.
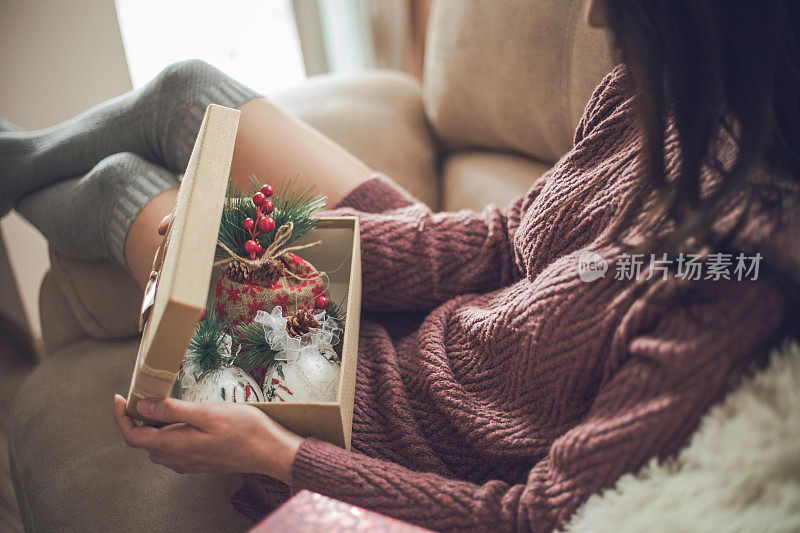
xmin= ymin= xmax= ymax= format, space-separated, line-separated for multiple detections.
xmin=319 ymin=173 xmax=534 ymax=312
xmin=290 ymin=278 xmax=785 ymax=532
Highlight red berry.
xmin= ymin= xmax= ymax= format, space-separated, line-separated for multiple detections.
xmin=245 ymin=240 xmax=258 ymax=253
xmin=199 ymin=310 xmax=206 ymax=321
xmin=252 ymin=192 xmax=266 ymax=206
xmin=255 ymin=242 xmax=263 ymax=254
xmin=263 ymin=199 xmax=274 ymax=215
xmin=261 ymin=184 xmax=274 ymax=198
xmin=243 ymin=218 xmax=255 ymax=231
xmin=315 ymin=295 xmax=329 ymax=309
xmin=258 ymin=216 xmax=275 ymax=233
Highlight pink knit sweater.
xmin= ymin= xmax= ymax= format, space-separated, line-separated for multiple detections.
xmin=233 ymin=66 xmax=798 ymax=531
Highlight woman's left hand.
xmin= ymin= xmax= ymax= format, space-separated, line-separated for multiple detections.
xmin=112 ymin=395 xmax=304 ymax=484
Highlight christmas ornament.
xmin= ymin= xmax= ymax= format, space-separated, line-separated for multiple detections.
xmin=215 ymin=252 xmax=327 ymax=328
xmin=179 ymin=311 xmax=264 ymax=403
xmin=246 ymin=306 xmax=342 ymax=403
xmin=263 ymin=356 xmax=339 ymax=403
xmin=181 ymin=365 xmax=264 ymax=403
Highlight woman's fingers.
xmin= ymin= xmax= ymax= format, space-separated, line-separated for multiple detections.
xmin=138 ymin=397 xmax=207 ymax=428
xmin=113 ymin=394 xmax=136 ymax=432
xmin=157 ymin=213 xmax=172 ymax=235
xmin=113 ymin=395 xmax=161 ymax=448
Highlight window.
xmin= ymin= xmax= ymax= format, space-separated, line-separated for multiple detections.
xmin=114 ymin=0 xmax=306 ymax=93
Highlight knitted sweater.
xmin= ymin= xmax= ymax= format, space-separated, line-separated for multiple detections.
xmin=232 ymin=66 xmax=798 ymax=531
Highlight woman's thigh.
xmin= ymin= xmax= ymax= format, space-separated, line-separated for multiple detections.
xmin=230 ymin=98 xmax=372 ymax=207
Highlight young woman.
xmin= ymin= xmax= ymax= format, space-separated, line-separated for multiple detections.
xmin=3 ymin=1 xmax=798 ymax=531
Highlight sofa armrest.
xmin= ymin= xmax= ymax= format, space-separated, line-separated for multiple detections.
xmin=271 ymin=70 xmax=439 ymax=207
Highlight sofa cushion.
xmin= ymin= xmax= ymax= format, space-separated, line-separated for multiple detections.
xmin=423 ymin=0 xmax=615 ymax=164
xmin=271 ymin=70 xmax=439 ymax=208
xmin=441 ymin=151 xmax=551 ymax=212
xmin=9 ymin=337 xmax=253 ymax=532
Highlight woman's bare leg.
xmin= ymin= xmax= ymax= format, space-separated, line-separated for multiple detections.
xmin=125 ymin=189 xmax=179 ymax=288
xmin=230 ymin=98 xmax=372 ymax=207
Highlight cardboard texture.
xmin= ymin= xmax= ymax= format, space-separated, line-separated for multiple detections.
xmin=127 ymin=104 xmax=362 ymax=450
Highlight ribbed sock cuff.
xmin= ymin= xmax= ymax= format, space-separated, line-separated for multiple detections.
xmin=106 ymin=161 xmax=179 ymax=269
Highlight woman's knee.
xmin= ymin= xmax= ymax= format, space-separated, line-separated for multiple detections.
xmin=85 ymin=152 xmax=141 ymax=184
xmin=150 ymin=59 xmax=228 ymax=104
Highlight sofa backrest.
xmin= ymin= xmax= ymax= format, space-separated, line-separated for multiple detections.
xmin=422 ymin=0 xmax=615 ymax=165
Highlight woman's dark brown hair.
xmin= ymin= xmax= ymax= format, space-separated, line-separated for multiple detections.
xmin=603 ymin=0 xmax=800 ymax=310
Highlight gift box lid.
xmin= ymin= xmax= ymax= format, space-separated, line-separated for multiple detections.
xmin=127 ymin=104 xmax=240 ymax=422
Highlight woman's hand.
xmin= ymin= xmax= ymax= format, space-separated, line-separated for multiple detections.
xmin=112 ymin=395 xmax=304 ymax=484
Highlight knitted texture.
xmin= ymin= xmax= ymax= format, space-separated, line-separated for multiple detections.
xmin=16 ymin=152 xmax=179 ymax=267
xmin=233 ymin=65 xmax=799 ymax=532
xmin=1 ymin=59 xmax=261 ymax=256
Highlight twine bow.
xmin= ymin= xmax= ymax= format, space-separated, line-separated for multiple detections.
xmin=214 ymin=221 xmax=323 ymax=282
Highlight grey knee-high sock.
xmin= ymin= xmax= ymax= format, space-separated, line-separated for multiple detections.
xmin=1 ymin=59 xmax=260 ymax=215
xmin=16 ymin=152 xmax=179 ymax=269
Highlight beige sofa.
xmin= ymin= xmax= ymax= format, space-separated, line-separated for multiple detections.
xmin=11 ymin=1 xmax=798 ymax=531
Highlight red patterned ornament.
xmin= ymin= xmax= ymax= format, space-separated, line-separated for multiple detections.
xmin=216 ymin=253 xmax=327 ymax=328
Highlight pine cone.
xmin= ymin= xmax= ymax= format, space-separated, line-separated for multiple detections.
xmin=286 ymin=309 xmax=320 ymax=337
xmin=261 ymin=259 xmax=286 ymax=284
xmin=224 ymin=260 xmax=251 ymax=282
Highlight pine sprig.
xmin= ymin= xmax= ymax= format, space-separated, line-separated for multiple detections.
xmin=216 ymin=176 xmax=261 ymax=260
xmin=186 ymin=309 xmax=229 ymax=377
xmin=325 ymin=296 xmax=347 ymax=331
xmin=216 ymin=175 xmax=328 ymax=261
xmin=268 ymin=174 xmax=328 ymax=248
xmin=233 ymin=321 xmax=282 ymax=372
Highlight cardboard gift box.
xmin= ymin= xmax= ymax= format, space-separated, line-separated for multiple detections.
xmin=127 ymin=104 xmax=361 ymax=450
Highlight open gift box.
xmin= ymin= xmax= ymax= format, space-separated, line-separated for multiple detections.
xmin=126 ymin=104 xmax=361 ymax=450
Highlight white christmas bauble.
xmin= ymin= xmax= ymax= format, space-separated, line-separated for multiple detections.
xmin=182 ymin=366 xmax=264 ymax=403
xmin=263 ymin=353 xmax=340 ymax=403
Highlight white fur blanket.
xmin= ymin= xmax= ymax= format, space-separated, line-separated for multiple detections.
xmin=564 ymin=340 xmax=800 ymax=533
